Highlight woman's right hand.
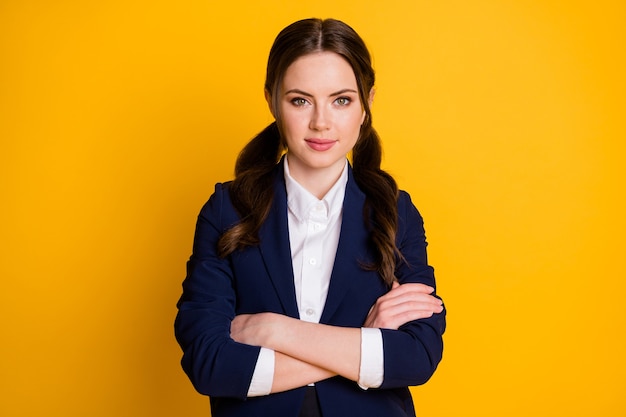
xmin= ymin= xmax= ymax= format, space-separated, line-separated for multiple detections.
xmin=364 ymin=281 xmax=444 ymax=330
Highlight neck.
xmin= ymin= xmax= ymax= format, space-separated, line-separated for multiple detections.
xmin=286 ymin=155 xmax=345 ymax=199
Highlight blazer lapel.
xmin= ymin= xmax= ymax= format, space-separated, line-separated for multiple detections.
xmin=257 ymin=167 xmax=300 ymax=319
xmin=320 ymin=168 xmax=374 ymax=323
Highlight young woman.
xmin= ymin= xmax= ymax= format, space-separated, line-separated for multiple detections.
xmin=175 ymin=18 xmax=446 ymax=417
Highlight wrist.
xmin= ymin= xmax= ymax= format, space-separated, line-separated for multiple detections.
xmin=264 ymin=313 xmax=290 ymax=351
xmin=255 ymin=312 xmax=277 ymax=348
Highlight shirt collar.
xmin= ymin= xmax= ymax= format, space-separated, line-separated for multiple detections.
xmin=284 ymin=156 xmax=348 ymax=223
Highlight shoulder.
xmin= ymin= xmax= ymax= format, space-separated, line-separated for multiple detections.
xmin=213 ymin=180 xmax=233 ymax=196
xmin=197 ymin=181 xmax=239 ymax=231
xmin=396 ymin=189 xmax=426 ymax=233
xmin=203 ymin=181 xmax=234 ymax=206
xmin=397 ymin=189 xmax=419 ymax=215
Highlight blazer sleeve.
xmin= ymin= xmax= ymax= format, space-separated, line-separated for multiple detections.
xmin=379 ymin=190 xmax=446 ymax=389
xmin=174 ymin=183 xmax=261 ymax=399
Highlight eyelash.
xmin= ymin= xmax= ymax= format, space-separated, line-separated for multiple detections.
xmin=334 ymin=97 xmax=352 ymax=106
xmin=291 ymin=98 xmax=309 ymax=107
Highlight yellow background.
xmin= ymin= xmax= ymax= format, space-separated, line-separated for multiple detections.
xmin=1 ymin=1 xmax=624 ymax=416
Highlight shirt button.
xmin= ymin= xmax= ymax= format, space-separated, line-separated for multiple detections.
xmin=309 ymin=258 xmax=317 ymax=265
xmin=305 ymin=308 xmax=315 ymax=316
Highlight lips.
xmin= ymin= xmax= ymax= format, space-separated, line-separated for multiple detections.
xmin=305 ymin=138 xmax=337 ymax=151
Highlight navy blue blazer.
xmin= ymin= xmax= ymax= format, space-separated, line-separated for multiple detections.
xmin=175 ymin=161 xmax=446 ymax=417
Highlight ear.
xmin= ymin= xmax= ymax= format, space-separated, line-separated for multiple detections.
xmin=264 ymin=89 xmax=275 ymax=118
xmin=368 ymin=87 xmax=375 ymax=106
xmin=361 ymin=87 xmax=376 ymax=125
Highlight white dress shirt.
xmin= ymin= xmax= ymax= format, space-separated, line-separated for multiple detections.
xmin=246 ymin=157 xmax=383 ymax=397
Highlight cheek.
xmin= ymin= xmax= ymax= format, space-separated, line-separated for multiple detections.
xmin=283 ymin=116 xmax=303 ymax=134
xmin=279 ymin=110 xmax=307 ymax=143
xmin=344 ymin=111 xmax=366 ymax=133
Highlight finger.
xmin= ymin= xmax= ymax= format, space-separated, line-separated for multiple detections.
xmin=389 ymin=299 xmax=444 ymax=319
xmin=379 ymin=289 xmax=442 ymax=309
xmin=371 ymin=302 xmax=442 ymax=328
xmin=381 ymin=297 xmax=442 ymax=313
xmin=388 ymin=283 xmax=435 ymax=297
xmin=390 ymin=309 xmax=438 ymax=325
xmin=370 ymin=306 xmax=440 ymax=329
xmin=385 ymin=298 xmax=444 ymax=315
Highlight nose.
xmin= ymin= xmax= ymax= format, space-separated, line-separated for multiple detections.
xmin=309 ymin=105 xmax=331 ymax=131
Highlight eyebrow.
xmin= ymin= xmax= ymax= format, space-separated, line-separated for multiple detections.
xmin=284 ymin=88 xmax=358 ymax=97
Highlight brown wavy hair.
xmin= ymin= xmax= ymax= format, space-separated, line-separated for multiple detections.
xmin=217 ymin=18 xmax=401 ymax=286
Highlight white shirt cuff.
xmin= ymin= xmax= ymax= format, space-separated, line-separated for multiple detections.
xmin=246 ymin=347 xmax=275 ymax=397
xmin=358 ymin=327 xmax=384 ymax=389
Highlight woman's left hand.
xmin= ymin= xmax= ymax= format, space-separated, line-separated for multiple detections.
xmin=364 ymin=281 xmax=443 ymax=330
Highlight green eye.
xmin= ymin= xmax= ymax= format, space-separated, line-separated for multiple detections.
xmin=291 ymin=98 xmax=308 ymax=106
xmin=335 ymin=97 xmax=351 ymax=106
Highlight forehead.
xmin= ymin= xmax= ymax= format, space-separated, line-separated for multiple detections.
xmin=282 ymin=51 xmax=358 ymax=92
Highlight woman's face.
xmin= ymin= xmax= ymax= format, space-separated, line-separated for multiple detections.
xmin=274 ymin=51 xmax=368 ymax=182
